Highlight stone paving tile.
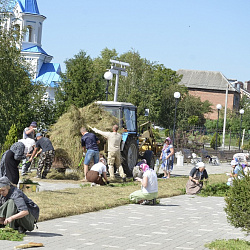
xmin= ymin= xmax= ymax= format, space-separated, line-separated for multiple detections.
xmin=3 ymin=163 xmax=247 ymax=250
xmin=2 ymin=195 xmax=248 ymax=250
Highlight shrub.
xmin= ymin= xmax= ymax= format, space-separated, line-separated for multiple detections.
xmin=210 ymin=132 xmax=221 ymax=149
xmin=205 ymin=239 xmax=250 ymax=249
xmin=199 ymin=182 xmax=230 ymax=197
xmin=224 ymin=173 xmax=250 ymax=233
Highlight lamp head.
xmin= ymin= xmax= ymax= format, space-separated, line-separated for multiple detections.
xmin=104 ymin=71 xmax=113 ymax=80
xmin=216 ymin=104 xmax=222 ymax=110
xmin=239 ymin=109 xmax=244 ymax=115
xmin=174 ymin=92 xmax=181 ymax=99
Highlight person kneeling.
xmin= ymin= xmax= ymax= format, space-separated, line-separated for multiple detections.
xmin=86 ymin=157 xmax=109 ymax=186
xmin=130 ymin=163 xmax=158 ymax=204
xmin=0 ymin=177 xmax=39 ymax=233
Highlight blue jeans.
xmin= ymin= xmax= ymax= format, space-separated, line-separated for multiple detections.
xmin=84 ymin=150 xmax=99 ymax=165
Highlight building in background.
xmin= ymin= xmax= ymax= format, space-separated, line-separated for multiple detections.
xmin=177 ymin=69 xmax=243 ymax=120
xmin=2 ymin=0 xmax=60 ymax=102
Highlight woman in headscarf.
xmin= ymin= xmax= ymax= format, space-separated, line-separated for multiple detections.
xmin=0 ymin=176 xmax=39 ymax=233
xmin=160 ymin=137 xmax=174 ymax=179
xmin=186 ymin=162 xmax=208 ymax=195
xmin=129 ymin=163 xmax=158 ymax=204
xmin=0 ymin=139 xmax=35 ymax=185
xmin=226 ymin=159 xmax=243 ymax=186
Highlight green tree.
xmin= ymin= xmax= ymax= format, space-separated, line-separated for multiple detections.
xmin=188 ymin=116 xmax=199 ymax=126
xmin=55 ymin=50 xmax=103 ymax=116
xmin=0 ymin=3 xmax=55 ymax=143
xmin=54 ymin=47 xmax=212 ymax=133
xmin=0 ymin=17 xmax=32 ymax=142
xmin=2 ymin=124 xmax=18 ymax=152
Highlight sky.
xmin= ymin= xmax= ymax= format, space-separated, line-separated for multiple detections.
xmin=37 ymin=0 xmax=250 ymax=82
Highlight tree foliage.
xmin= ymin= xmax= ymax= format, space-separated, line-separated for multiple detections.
xmin=224 ymin=174 xmax=250 ymax=233
xmin=2 ymin=124 xmax=17 ymax=152
xmin=0 ymin=5 xmax=56 ymax=144
xmin=210 ymin=132 xmax=221 ymax=149
xmin=55 ymin=50 xmax=105 ymax=116
xmin=55 ymin=48 xmax=212 ymax=131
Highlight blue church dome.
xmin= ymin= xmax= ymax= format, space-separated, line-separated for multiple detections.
xmin=17 ymin=0 xmax=40 ymax=15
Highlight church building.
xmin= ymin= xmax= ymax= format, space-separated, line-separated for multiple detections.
xmin=3 ymin=0 xmax=61 ymax=102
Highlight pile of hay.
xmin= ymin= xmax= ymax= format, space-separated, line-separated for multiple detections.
xmin=49 ymin=103 xmax=118 ymax=169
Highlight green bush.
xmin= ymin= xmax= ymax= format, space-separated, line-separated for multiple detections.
xmin=205 ymin=239 xmax=250 ymax=250
xmin=210 ymin=132 xmax=221 ymax=149
xmin=224 ymin=173 xmax=250 ymax=233
xmin=199 ymin=182 xmax=230 ymax=197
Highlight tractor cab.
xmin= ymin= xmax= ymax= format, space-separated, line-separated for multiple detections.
xmin=96 ymin=101 xmax=138 ymax=175
xmin=96 ymin=101 xmax=137 ymax=133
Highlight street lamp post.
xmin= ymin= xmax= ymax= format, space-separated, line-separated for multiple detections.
xmin=173 ymin=92 xmax=181 ymax=148
xmin=215 ymin=104 xmax=222 ymax=150
xmin=239 ymin=109 xmax=244 ymax=150
xmin=104 ymin=71 xmax=113 ymax=101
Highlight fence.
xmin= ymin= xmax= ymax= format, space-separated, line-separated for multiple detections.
xmin=173 ymin=126 xmax=250 ymax=151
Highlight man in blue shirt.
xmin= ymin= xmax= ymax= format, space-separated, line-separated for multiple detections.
xmin=80 ymin=127 xmax=100 ymax=181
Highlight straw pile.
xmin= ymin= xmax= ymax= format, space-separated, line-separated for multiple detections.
xmin=49 ymin=103 xmax=118 ymax=169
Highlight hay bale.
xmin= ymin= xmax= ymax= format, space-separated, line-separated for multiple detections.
xmin=52 ymin=148 xmax=72 ymax=172
xmin=49 ymin=103 xmax=119 ymax=169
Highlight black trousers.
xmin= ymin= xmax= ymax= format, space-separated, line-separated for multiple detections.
xmin=5 ymin=150 xmax=20 ymax=185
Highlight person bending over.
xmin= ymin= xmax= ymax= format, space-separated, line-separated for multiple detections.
xmin=186 ymin=162 xmax=208 ymax=195
xmin=86 ymin=157 xmax=109 ymax=186
xmin=0 ymin=177 xmax=39 ymax=234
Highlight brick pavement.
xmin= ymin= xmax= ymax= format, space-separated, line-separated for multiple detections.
xmin=2 ymin=195 xmax=249 ymax=250
xmin=2 ymin=162 xmax=247 ymax=250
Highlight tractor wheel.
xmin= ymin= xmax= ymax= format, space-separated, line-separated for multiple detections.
xmin=142 ymin=150 xmax=155 ymax=169
xmin=121 ymin=137 xmax=138 ymax=176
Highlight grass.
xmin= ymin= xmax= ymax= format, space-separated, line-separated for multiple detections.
xmin=205 ymin=239 xmax=250 ymax=250
xmin=25 ymin=173 xmax=228 ymax=222
xmin=0 ymin=227 xmax=25 ymax=241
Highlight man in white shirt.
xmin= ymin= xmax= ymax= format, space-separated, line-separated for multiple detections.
xmin=86 ymin=157 xmax=109 ymax=185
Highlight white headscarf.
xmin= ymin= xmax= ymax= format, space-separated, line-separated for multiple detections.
xmin=196 ymin=162 xmax=205 ymax=169
xmin=18 ymin=138 xmax=35 ymax=154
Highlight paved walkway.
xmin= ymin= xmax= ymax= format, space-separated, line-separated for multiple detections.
xmin=2 ymin=162 xmax=247 ymax=250
xmin=2 ymin=195 xmax=249 ymax=250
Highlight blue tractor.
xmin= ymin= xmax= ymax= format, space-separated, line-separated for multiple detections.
xmin=96 ymin=101 xmax=155 ymax=176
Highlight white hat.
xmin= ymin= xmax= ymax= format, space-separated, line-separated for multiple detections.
xmin=196 ymin=162 xmax=205 ymax=169
xmin=231 ymin=160 xmax=237 ymax=166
